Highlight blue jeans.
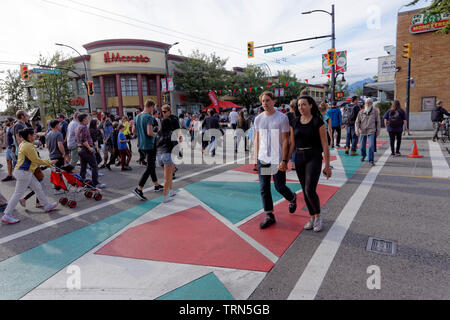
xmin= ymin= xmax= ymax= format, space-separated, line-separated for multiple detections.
xmin=360 ymin=134 xmax=376 ymax=162
xmin=346 ymin=125 xmax=358 ymax=151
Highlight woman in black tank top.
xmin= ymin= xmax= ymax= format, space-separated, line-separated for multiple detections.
xmin=288 ymin=95 xmax=332 ymax=232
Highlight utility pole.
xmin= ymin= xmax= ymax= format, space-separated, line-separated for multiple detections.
xmin=331 ymin=4 xmax=336 ymax=105
xmin=402 ymin=42 xmax=412 ymax=134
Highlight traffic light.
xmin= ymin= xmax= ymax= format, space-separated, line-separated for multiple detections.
xmin=20 ymin=65 xmax=30 ymax=81
xmin=402 ymin=43 xmax=411 ymax=59
xmin=247 ymin=41 xmax=254 ymax=59
xmin=335 ymin=92 xmax=343 ymax=100
xmin=87 ymin=81 xmax=94 ymax=96
xmin=327 ymin=49 xmax=336 ymax=66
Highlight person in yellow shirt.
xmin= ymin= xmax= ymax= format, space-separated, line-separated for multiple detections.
xmin=1 ymin=128 xmax=59 ymax=224
xmin=122 ymin=115 xmax=132 ymax=151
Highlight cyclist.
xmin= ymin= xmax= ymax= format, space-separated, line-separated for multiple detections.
xmin=431 ymin=100 xmax=449 ymax=142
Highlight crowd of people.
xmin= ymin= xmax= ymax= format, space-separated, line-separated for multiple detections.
xmin=0 ymin=92 xmax=424 ymax=227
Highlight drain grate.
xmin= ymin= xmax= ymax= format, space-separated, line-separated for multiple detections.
xmin=366 ymin=237 xmax=397 ymax=256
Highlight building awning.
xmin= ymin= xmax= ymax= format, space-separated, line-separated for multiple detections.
xmin=365 ymin=81 xmax=395 ymax=92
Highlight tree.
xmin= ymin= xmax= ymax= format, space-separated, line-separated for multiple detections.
xmin=407 ymin=0 xmax=450 ymax=34
xmin=231 ymin=65 xmax=268 ymax=108
xmin=0 ymin=69 xmax=32 ymax=115
xmin=174 ymin=50 xmax=232 ymax=106
xmin=31 ymin=52 xmax=76 ymax=118
xmin=272 ymin=70 xmax=307 ymax=104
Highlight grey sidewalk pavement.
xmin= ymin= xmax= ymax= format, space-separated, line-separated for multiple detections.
xmin=341 ymin=128 xmax=434 ymax=141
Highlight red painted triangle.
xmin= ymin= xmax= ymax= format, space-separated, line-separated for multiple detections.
xmin=96 ymin=206 xmax=274 ymax=272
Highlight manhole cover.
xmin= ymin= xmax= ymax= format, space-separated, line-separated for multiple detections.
xmin=366 ymin=237 xmax=397 ymax=256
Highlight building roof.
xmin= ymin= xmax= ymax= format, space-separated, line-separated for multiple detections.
xmin=83 ymin=39 xmax=172 ymax=51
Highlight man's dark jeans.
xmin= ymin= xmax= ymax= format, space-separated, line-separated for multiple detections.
xmin=79 ymin=147 xmax=99 ymax=186
xmin=258 ymin=160 xmax=295 ymax=214
xmin=345 ymin=125 xmax=358 ymax=151
xmin=138 ymin=148 xmax=158 ymax=188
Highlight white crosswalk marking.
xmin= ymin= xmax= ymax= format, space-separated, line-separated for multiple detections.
xmin=428 ymin=141 xmax=450 ymax=178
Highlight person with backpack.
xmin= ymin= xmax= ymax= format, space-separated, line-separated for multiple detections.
xmin=383 ymin=100 xmax=406 ymax=157
xmin=355 ymin=98 xmax=381 ymax=166
xmin=431 ymin=100 xmax=449 ymax=142
xmin=344 ymin=97 xmax=361 ymax=156
xmin=326 ymin=102 xmax=342 ymax=148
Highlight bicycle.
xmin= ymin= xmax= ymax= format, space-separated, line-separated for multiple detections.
xmin=438 ymin=117 xmax=450 ymax=143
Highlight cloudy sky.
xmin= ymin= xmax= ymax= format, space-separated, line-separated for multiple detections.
xmin=0 ymin=0 xmax=426 ymax=110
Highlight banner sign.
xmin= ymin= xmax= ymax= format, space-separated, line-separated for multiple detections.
xmin=167 ymin=77 xmax=174 ymax=92
xmin=161 ymin=78 xmax=167 ymax=93
xmin=322 ymin=51 xmax=347 ymax=74
xmin=410 ymin=12 xmax=449 ymax=34
xmin=208 ymin=91 xmax=219 ymax=107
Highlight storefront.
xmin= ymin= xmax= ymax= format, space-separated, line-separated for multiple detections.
xmin=395 ymin=9 xmax=449 ymax=130
xmin=71 ymin=39 xmax=177 ymax=118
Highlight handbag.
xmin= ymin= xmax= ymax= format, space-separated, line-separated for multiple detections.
xmin=34 ymin=167 xmax=44 ymax=181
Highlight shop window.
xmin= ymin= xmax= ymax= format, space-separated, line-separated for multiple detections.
xmin=93 ymin=77 xmax=101 ymax=93
xmin=121 ymin=75 xmax=138 ymax=97
xmin=149 ymin=78 xmax=157 ymax=96
xmin=104 ymin=77 xmax=116 ymax=97
xmin=77 ymin=78 xmax=86 ymax=95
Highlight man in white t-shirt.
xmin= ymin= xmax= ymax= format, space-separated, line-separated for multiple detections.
xmin=229 ymin=108 xmax=239 ymax=130
xmin=254 ymin=92 xmax=297 ymax=229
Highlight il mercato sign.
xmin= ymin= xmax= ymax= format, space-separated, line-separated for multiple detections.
xmin=104 ymin=52 xmax=151 ymax=63
xmin=410 ymin=12 xmax=449 ymax=34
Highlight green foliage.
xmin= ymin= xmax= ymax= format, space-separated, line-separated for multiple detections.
xmin=174 ymin=50 xmax=231 ymax=106
xmin=407 ymin=0 xmax=450 ymax=34
xmin=0 ymin=69 xmax=33 ymax=115
xmin=231 ymin=65 xmax=269 ymax=108
xmin=376 ymin=101 xmax=393 ymax=118
xmin=32 ymin=52 xmax=76 ymax=118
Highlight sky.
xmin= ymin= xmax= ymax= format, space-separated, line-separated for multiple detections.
xmin=0 ymin=0 xmax=427 ymax=111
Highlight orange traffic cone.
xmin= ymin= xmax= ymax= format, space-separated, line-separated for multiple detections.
xmin=406 ymin=140 xmax=423 ymax=158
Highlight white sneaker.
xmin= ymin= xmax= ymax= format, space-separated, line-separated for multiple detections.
xmin=304 ymin=217 xmax=315 ymax=230
xmin=1 ymin=214 xmax=20 ymax=224
xmin=44 ymin=203 xmax=58 ymax=213
xmin=163 ymin=196 xmax=174 ymax=203
xmin=19 ymin=199 xmax=26 ymax=207
xmin=313 ymin=216 xmax=323 ymax=232
xmin=169 ymin=190 xmax=177 ymax=197
xmin=96 ymin=184 xmax=106 ymax=189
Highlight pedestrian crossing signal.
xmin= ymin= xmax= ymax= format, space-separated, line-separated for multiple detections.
xmin=87 ymin=81 xmax=94 ymax=96
xmin=327 ymin=49 xmax=336 ymax=66
xmin=247 ymin=41 xmax=254 ymax=59
xmin=20 ymin=65 xmax=30 ymax=81
xmin=402 ymin=43 xmax=411 ymax=59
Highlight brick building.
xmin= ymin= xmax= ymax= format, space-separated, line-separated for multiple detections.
xmin=395 ymin=9 xmax=449 ymax=130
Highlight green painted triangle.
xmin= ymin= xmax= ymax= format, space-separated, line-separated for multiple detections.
xmin=184 ymin=181 xmax=301 ymax=224
xmin=157 ymin=272 xmax=234 ymax=300
xmin=337 ymin=149 xmax=363 ymax=179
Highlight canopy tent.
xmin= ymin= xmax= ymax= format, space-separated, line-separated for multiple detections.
xmin=201 ymin=101 xmax=244 ymax=113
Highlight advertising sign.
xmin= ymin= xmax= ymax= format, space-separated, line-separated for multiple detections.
xmin=410 ymin=13 xmax=449 ymax=34
xmin=161 ymin=78 xmax=167 ymax=93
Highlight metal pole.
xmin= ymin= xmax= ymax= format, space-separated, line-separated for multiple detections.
xmin=331 ymin=4 xmax=336 ymax=105
xmin=165 ymin=48 xmax=170 ymax=107
xmin=406 ymin=58 xmax=411 ymax=133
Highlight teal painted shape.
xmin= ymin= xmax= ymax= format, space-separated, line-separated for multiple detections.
xmin=337 ymin=150 xmax=363 ymax=179
xmin=157 ymin=272 xmax=234 ymax=300
xmin=0 ymin=198 xmax=162 ymax=300
xmin=184 ymin=181 xmax=301 ymax=224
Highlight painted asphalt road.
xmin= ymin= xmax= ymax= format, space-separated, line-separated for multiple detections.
xmin=0 ymin=138 xmax=449 ymax=300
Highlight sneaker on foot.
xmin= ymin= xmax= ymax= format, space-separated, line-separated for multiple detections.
xmin=44 ymin=203 xmax=58 ymax=213
xmin=133 ymin=188 xmax=147 ymax=201
xmin=96 ymin=183 xmax=106 ymax=189
xmin=289 ymin=194 xmax=297 ymax=214
xmin=169 ymin=190 xmax=177 ymax=197
xmin=259 ymin=214 xmax=276 ymax=229
xmin=350 ymin=151 xmax=358 ymax=156
xmin=369 ymin=161 xmax=375 ymax=167
xmin=154 ymin=185 xmax=164 ymax=192
xmin=360 ymin=157 xmax=366 ymax=162
xmin=1 ymin=215 xmax=20 ymax=224
xmin=304 ymin=217 xmax=315 ymax=230
xmin=395 ymin=152 xmax=401 ymax=157
xmin=19 ymin=199 xmax=26 ymax=207
xmin=313 ymin=216 xmax=323 ymax=232
xmin=345 ymin=147 xmax=349 ymax=155
xmin=163 ymin=196 xmax=174 ymax=203
xmin=1 ymin=176 xmax=15 ymax=182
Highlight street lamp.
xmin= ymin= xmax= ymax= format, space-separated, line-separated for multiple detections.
xmin=165 ymin=42 xmax=179 ymax=108
xmin=302 ymin=5 xmax=336 ymax=103
xmin=56 ymin=43 xmax=91 ymax=114
xmin=365 ymin=57 xmax=378 ymax=61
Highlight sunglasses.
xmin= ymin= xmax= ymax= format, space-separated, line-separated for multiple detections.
xmin=162 ymin=110 xmax=169 ymax=113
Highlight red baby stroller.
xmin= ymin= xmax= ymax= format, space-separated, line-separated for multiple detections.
xmin=50 ymin=166 xmax=102 ymax=208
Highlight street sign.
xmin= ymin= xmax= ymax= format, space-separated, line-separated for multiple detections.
xmin=32 ymin=68 xmax=61 ymax=75
xmin=264 ymin=46 xmax=283 ymax=54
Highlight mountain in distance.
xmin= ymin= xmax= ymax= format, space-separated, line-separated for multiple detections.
xmin=348 ymin=78 xmax=374 ymax=93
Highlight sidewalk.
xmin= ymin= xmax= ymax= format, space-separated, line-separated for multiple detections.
xmin=342 ymin=128 xmax=433 ymax=141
